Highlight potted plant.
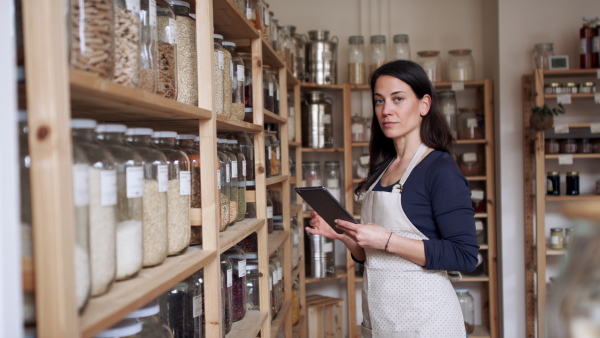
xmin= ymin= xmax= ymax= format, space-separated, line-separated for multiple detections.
xmin=530 ymin=103 xmax=566 ymax=130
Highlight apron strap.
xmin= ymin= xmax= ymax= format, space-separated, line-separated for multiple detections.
xmin=391 ymin=143 xmax=428 ymax=193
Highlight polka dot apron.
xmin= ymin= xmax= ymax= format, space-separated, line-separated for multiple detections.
xmin=360 ymin=144 xmax=466 ymax=338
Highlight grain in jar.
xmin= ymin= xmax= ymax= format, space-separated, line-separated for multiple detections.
xmin=216 ymin=35 xmax=233 ymax=117
xmin=156 ymin=0 xmax=178 ymax=99
xmin=176 ymin=134 xmax=202 ymax=244
xmin=213 ymin=34 xmax=229 ymax=117
xmin=550 ymin=228 xmax=564 ymax=250
xmin=218 ymin=138 xmax=238 ymax=226
xmin=216 ymin=142 xmax=231 ymax=231
xmin=96 ymin=124 xmax=144 ymax=281
xmin=71 ymin=119 xmax=117 ymax=297
xmin=226 ymin=139 xmax=247 ymax=221
xmin=152 ymin=131 xmax=191 ymax=256
xmin=447 ymin=49 xmax=475 ymax=82
xmin=113 ymin=0 xmax=141 ymax=88
xmin=223 ymin=41 xmax=246 ymax=120
xmin=370 ymin=35 xmax=387 ymax=74
xmin=347 ymin=35 xmax=366 ymax=85
xmin=140 ymin=0 xmax=158 ymax=93
xmin=125 ymin=128 xmax=169 ymax=267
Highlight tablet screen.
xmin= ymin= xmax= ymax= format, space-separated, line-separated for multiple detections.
xmin=295 ymin=186 xmax=358 ymax=234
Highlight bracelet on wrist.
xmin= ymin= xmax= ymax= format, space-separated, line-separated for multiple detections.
xmin=384 ymin=232 xmax=393 ymax=251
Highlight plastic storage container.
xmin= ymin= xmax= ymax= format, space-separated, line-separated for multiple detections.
xmin=224 ymin=245 xmax=247 ymax=322
xmin=455 ymin=288 xmax=475 ymax=334
xmin=126 ymin=300 xmax=174 ymax=338
xmin=416 ymin=50 xmax=442 ymax=82
xmin=370 ymin=35 xmax=387 ymax=74
xmin=447 ymin=49 xmax=474 ymax=82
xmin=176 ymin=134 xmax=202 ymax=244
xmin=140 ymin=0 xmax=158 ymax=93
xmin=167 ymin=0 xmax=198 ymax=105
xmin=156 ymin=0 xmax=177 ymax=99
xmin=223 ymin=41 xmax=246 ymax=120
xmin=392 ymin=34 xmax=410 ymax=61
xmin=113 ymin=0 xmax=141 ymax=88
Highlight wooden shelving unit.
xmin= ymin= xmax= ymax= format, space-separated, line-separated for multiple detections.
xmin=305 ymin=266 xmax=348 ymax=284
xmin=226 ymin=310 xmax=268 ymax=338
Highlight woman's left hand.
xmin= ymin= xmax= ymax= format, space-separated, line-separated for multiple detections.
xmin=335 ymin=219 xmax=391 ymax=250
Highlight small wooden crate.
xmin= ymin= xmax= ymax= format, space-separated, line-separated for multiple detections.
xmin=306 ymin=295 xmax=344 ymax=338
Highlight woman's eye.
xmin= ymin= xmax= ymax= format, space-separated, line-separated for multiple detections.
xmin=374 ymin=99 xmax=384 ymax=105
xmin=394 ymin=97 xmax=403 ymax=102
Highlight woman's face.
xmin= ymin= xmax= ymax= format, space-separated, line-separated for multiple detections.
xmin=373 ymin=75 xmax=430 ymax=141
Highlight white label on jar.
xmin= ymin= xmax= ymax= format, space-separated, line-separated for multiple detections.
xmin=590 ymin=123 xmax=600 ymax=133
xmin=158 ymin=165 xmax=169 ymax=192
xmin=126 ymin=166 xmax=144 ymax=198
xmin=218 ymin=51 xmax=224 ymax=69
xmin=168 ymin=18 xmax=177 ymax=45
xmin=352 ymin=124 xmax=364 ymax=134
xmin=72 ymin=164 xmax=89 ymax=206
xmin=238 ymin=260 xmax=246 ymax=277
xmin=267 ymin=206 xmax=274 ymax=219
xmin=595 ymin=93 xmax=600 ymax=104
xmin=269 ymin=83 xmax=274 ymax=97
xmin=227 ymin=268 xmax=233 ymax=287
xmin=323 ymin=242 xmax=333 ymax=253
xmin=125 ymin=0 xmax=140 ymax=11
xmin=467 ymin=118 xmax=478 ymax=128
xmin=471 ymin=190 xmax=485 ymax=201
xmin=301 ymin=180 xmax=306 ymax=187
xmin=327 ymin=178 xmax=339 ymax=189
xmin=225 ymin=164 xmax=230 ymax=183
xmin=277 ymin=88 xmax=280 ymax=101
xmin=558 ymin=154 xmax=573 ymax=165
xmin=329 ymin=188 xmax=341 ymax=202
xmin=272 ymin=271 xmax=278 ymax=284
xmin=277 ymin=266 xmax=283 ymax=282
xmin=100 ymin=170 xmax=117 ymax=206
xmin=554 ymin=124 xmax=569 ymax=134
xmin=179 ymin=171 xmax=191 ymax=196
xmin=264 ymin=8 xmax=270 ymax=25
xmin=149 ymin=0 xmax=157 ymax=26
xmin=242 ymin=160 xmax=247 ymax=177
xmin=276 ymin=147 xmax=280 ymax=160
xmin=193 ymin=295 xmax=202 ymax=318
xmin=269 ymin=276 xmax=272 ymax=291
xmin=237 ymin=65 xmax=245 ymax=82
xmin=217 ymin=170 xmax=221 ymax=190
xmin=323 ymin=114 xmax=332 ymax=124
xmin=359 ymin=155 xmax=369 ymax=166
xmin=230 ymin=61 xmax=234 ymax=80
xmin=475 ymin=220 xmax=484 ymax=231
xmin=551 ymin=236 xmax=559 ymax=245
xmin=451 ymin=82 xmax=465 ymax=91
xmin=311 ymin=179 xmax=322 ymax=186
xmin=292 ymin=232 xmax=299 ymax=244
xmin=580 ymin=38 xmax=588 ymax=54
xmin=289 ymin=106 xmax=295 ymax=116
xmin=557 ymin=94 xmax=571 ymax=105
xmin=231 ymin=161 xmax=238 ymax=178
xmin=245 ymin=8 xmax=254 ymax=20
xmin=462 ymin=152 xmax=477 ymax=163
xmin=267 ymin=146 xmax=272 ymax=160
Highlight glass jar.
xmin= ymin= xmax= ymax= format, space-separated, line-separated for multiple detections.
xmin=160 ymin=281 xmax=189 ymax=337
xmin=438 ymin=91 xmax=457 ymax=138
xmin=564 ymin=228 xmax=575 ymax=249
xmin=156 ymin=0 xmax=177 ymax=99
xmin=220 ymin=254 xmax=233 ymax=334
xmin=324 ymin=161 xmax=343 ymax=204
xmin=560 ymin=138 xmax=578 ymax=154
xmin=71 ymin=119 xmax=117 ymax=297
xmin=216 ymin=37 xmax=233 ymax=118
xmin=457 ymin=107 xmax=483 ymax=140
xmin=216 ymin=140 xmax=231 ymax=231
xmin=289 ymin=25 xmax=308 ymax=82
xmin=261 ymin=0 xmax=270 ymax=41
xmin=533 ymin=43 xmax=554 ymax=69
xmin=292 ymin=278 xmax=300 ymax=325
xmin=238 ymin=232 xmax=258 ymax=253
xmin=264 ymin=131 xmax=273 ymax=177
xmin=126 ymin=300 xmax=173 ymax=338
xmin=392 ymin=34 xmax=410 ymax=61
xmin=224 ymin=245 xmax=247 ymax=322
xmin=355 ymin=154 xmax=369 ymax=179
xmin=460 ymin=152 xmax=482 ymax=176
xmin=238 ymin=52 xmax=253 ymax=114
xmin=578 ymin=138 xmax=594 ymax=153
xmin=288 ymin=94 xmax=296 ymax=141
xmin=416 ymin=50 xmax=442 ymax=82
xmin=70 ymin=0 xmax=115 ymax=78
xmin=188 ymin=270 xmax=205 ymax=338
xmin=125 ymin=128 xmax=169 ymax=267
xmin=96 ymin=318 xmax=142 ymax=338
xmin=140 ymin=0 xmax=158 ymax=93
xmin=566 ymin=171 xmax=580 ymax=196
xmin=351 ymin=115 xmax=367 ymax=142
xmin=545 ymin=139 xmax=560 ymax=154
xmin=95 ymin=124 xmax=144 ymax=281
xmin=370 ymin=35 xmax=387 ymax=74
xmin=550 ymin=228 xmax=564 ymax=250
xmin=113 ymin=0 xmax=141 ymax=88
xmin=455 ymin=288 xmax=475 ymax=334
xmin=223 ymin=41 xmax=246 ymax=120
xmin=176 ymin=134 xmax=202 ymax=244
xmin=271 ymin=16 xmax=280 ymax=54
xmin=348 ymin=35 xmax=366 ymax=85
xmin=269 ymin=70 xmax=280 ymax=115
xmin=213 ymin=34 xmax=228 ymax=117
xmin=471 ymin=188 xmax=486 ymax=213
xmin=167 ymin=0 xmax=198 ymax=105
xmin=218 ymin=138 xmax=238 ymax=226
xmin=475 ymin=220 xmax=485 ymax=244
xmin=237 ymin=132 xmax=255 ymax=183
xmin=303 ymin=161 xmax=322 ymax=185
xmin=291 ymin=216 xmax=301 ymax=269
xmin=263 ymin=65 xmax=275 ymax=112
xmin=267 ymin=131 xmax=281 ymax=176
xmin=245 ymin=257 xmax=260 ymax=310
xmin=447 ymin=49 xmax=474 ymax=82
xmin=151 ymin=131 xmax=191 ymax=255
xmin=266 ymin=191 xmax=274 ymax=233
xmin=244 ymin=0 xmax=262 ymax=31
xmin=227 ymin=139 xmax=247 ymax=221
xmin=268 ymin=257 xmax=279 ymax=318
xmin=547 ymin=171 xmax=560 ymax=196
xmin=272 ymin=251 xmax=284 ymax=312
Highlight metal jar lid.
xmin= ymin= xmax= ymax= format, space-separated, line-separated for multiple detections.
xmin=393 ymin=34 xmax=409 ymax=43
xmin=417 ymin=50 xmax=440 ymax=57
xmin=308 ymin=30 xmax=330 ymax=41
xmin=448 ymin=49 xmax=472 ymax=56
xmin=370 ymin=35 xmax=386 ymax=44
xmin=349 ymin=35 xmax=364 ymax=45
xmin=567 ymin=171 xmax=579 ymax=176
xmin=304 ymin=91 xmax=325 ymax=102
xmin=547 ymin=171 xmax=559 ymax=175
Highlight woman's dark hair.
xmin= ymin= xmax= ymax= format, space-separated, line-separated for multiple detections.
xmin=355 ymin=60 xmax=454 ymax=195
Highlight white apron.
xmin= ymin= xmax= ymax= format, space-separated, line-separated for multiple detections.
xmin=360 ymin=144 xmax=466 ymax=338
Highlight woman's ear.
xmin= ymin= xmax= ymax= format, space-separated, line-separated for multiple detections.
xmin=420 ymin=94 xmax=432 ymax=117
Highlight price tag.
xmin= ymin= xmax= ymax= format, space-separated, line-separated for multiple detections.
xmin=168 ymin=18 xmax=177 ymax=45
xmin=72 ymin=164 xmax=89 ymax=206
xmin=149 ymin=0 xmax=157 ymax=26
xmin=238 ymin=260 xmax=246 ymax=277
xmin=269 ymin=83 xmax=274 ymax=97
xmin=230 ymin=61 xmax=234 ymax=80
xmin=471 ymin=190 xmax=485 ymax=200
xmin=269 ymin=276 xmax=273 ymax=291
xmin=267 ymin=206 xmax=274 ymax=219
xmin=218 ymin=51 xmax=224 ymax=69
xmin=227 ymin=269 xmax=232 ymax=287
xmin=467 ymin=118 xmax=478 ymax=128
xmin=267 ymin=147 xmax=272 ymax=160
xmin=225 ymin=164 xmax=230 ymax=183
xmin=126 ymin=166 xmax=144 ymax=198
xmin=158 ymin=165 xmax=169 ymax=192
xmin=595 ymin=93 xmax=600 ymax=104
xmin=242 ymin=160 xmax=247 ymax=177
xmin=237 ymin=65 xmax=245 ymax=82
xmin=323 ymin=114 xmax=332 ymax=124
xmin=451 ymin=82 xmax=465 ymax=91
xmin=179 ymin=171 xmax=191 ymax=196
xmin=217 ymin=170 xmax=221 ymax=190
xmin=554 ymin=124 xmax=569 ymax=134
xmin=193 ymin=295 xmax=203 ymax=318
xmin=590 ymin=123 xmax=600 ymax=133
xmin=327 ymin=179 xmax=339 ymax=188
xmin=558 ymin=154 xmax=573 ymax=165
xmin=557 ymin=94 xmax=572 ymax=105
xmin=462 ymin=152 xmax=477 ymax=162
xmin=100 ymin=170 xmax=117 ymax=206
xmin=311 ymin=179 xmax=321 ymax=186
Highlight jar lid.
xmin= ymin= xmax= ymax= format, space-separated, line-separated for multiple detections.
xmin=566 ymin=82 xmax=577 ymax=86
xmin=152 ymin=131 xmax=178 ymax=138
xmin=96 ymin=124 xmax=127 ymax=133
xmin=454 ymin=288 xmax=469 ymax=293
xmin=71 ymin=118 xmax=97 ymax=129
xmin=547 ymin=171 xmax=559 ymax=175
xmin=448 ymin=49 xmax=472 ymax=56
xmin=546 ymin=82 xmax=560 ymax=87
xmin=348 ymin=35 xmax=364 ymax=44
xmin=393 ymin=34 xmax=409 ymax=43
xmin=567 ymin=171 xmax=579 ymax=176
xmin=566 ymin=228 xmax=575 ymax=232
xmin=176 ymin=134 xmax=196 ymax=140
xmin=126 ymin=301 xmax=160 ymax=318
xmin=417 ymin=50 xmax=440 ymax=57
xmin=324 ymin=161 xmax=340 ymax=166
xmin=195 ymin=136 xmax=200 ymax=142
xmin=125 ymin=127 xmax=153 ymax=136
xmin=189 ymin=13 xmax=196 ymax=19
xmin=165 ymin=0 xmax=190 ymax=8
xmin=222 ymin=41 xmax=237 ymax=48
xmin=308 ymin=30 xmax=330 ymax=41
xmin=213 ymin=34 xmax=223 ymax=40
xmin=95 ymin=319 xmax=142 ymax=337
xmin=583 ymin=81 xmax=595 ymax=86
xmin=370 ymin=35 xmax=386 ymax=44
xmin=550 ymin=228 xmax=564 ymax=232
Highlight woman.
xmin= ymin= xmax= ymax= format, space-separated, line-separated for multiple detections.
xmin=307 ymin=60 xmax=479 ymax=337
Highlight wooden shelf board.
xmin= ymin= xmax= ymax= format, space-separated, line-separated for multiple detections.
xmin=70 ymin=70 xmax=211 ymax=122
xmin=551 ymin=122 xmax=600 ymax=129
xmin=288 ymin=141 xmax=302 ymax=147
xmin=264 ymin=109 xmax=288 ymax=124
xmin=268 ymin=230 xmax=290 ymax=256
xmin=292 ymin=264 xmax=301 ymax=281
xmin=287 ymin=68 xmax=299 ymax=87
xmin=261 ymin=38 xmax=285 ymax=69
xmin=219 ymin=218 xmax=265 ymax=254
xmin=216 ymin=115 xmax=263 ymax=132
xmin=546 ymin=248 xmax=568 ymax=256
xmin=300 ymin=147 xmax=345 ymax=152
xmin=212 ymin=0 xmax=260 ymax=39
xmin=290 ymin=203 xmax=302 ymax=215
xmin=266 ymin=175 xmax=288 ymax=186
xmin=22 ymin=257 xmax=34 ymax=292
xmin=453 ymin=274 xmax=490 ymax=283
xmin=300 ymin=82 xmax=345 ymax=91
xmin=226 ymin=310 xmax=268 ymax=338
xmin=479 ymin=244 xmax=489 ymax=250
xmin=348 ymin=84 xmax=371 ymax=90
xmin=456 ymin=139 xmax=487 ymax=145
xmin=466 ymin=176 xmax=487 ymax=181
xmin=271 ymin=300 xmax=292 ymax=336
xmin=352 ymin=178 xmax=364 ymax=183
xmin=544 ymin=93 xmax=596 ymax=100
xmin=352 ymin=142 xmax=369 ymax=147
xmin=543 ymin=69 xmax=599 ymax=77
xmin=474 ymin=213 xmax=488 ymax=218
xmin=546 ymin=194 xmax=600 ymax=202
xmin=470 ymin=325 xmax=492 ymax=338
xmin=305 ymin=266 xmax=348 ymax=284
xmin=80 ymin=249 xmax=216 ymax=337
xmin=545 ymin=153 xmax=600 ymax=160
xmin=433 ymin=80 xmax=486 ymax=89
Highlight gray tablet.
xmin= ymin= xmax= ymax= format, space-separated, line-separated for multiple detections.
xmin=295 ymin=186 xmax=358 ymax=234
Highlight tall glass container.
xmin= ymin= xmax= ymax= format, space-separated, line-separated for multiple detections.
xmin=392 ymin=34 xmax=410 ymax=61
xmin=437 ymin=91 xmax=458 ymax=138
xmin=370 ymin=35 xmax=387 ymax=74
xmin=416 ymin=50 xmax=442 ymax=82
xmin=221 ymin=254 xmax=233 ymax=334
xmin=218 ymin=139 xmax=238 ymax=226
xmin=223 ymin=41 xmax=246 ymax=120
xmin=533 ymin=43 xmax=554 ymax=70
xmin=227 ymin=139 xmax=247 ymax=221
xmin=95 ymin=124 xmax=144 ymax=281
xmin=455 ymin=288 xmax=475 ymax=334
xmin=140 ymin=0 xmax=158 ymax=93
xmin=269 ymin=70 xmax=280 ymax=115
xmin=238 ymin=52 xmax=253 ymax=114
xmin=216 ymin=141 xmax=231 ymax=231
xmin=263 ymin=65 xmax=275 ymax=112
xmin=176 ymin=134 xmax=202 ymax=244
xmin=224 ymin=245 xmax=247 ymax=322
xmin=448 ymin=49 xmax=474 ymax=82
xmin=215 ymin=35 xmax=233 ymax=117
xmin=125 ymin=128 xmax=169 ymax=267
xmin=126 ymin=300 xmax=174 ymax=338
xmin=289 ymin=25 xmax=307 ymax=82
xmin=71 ymin=119 xmax=117 ymax=297
xmin=160 ymin=282 xmax=188 ymax=337
xmin=237 ymin=132 xmax=255 ymax=183
xmin=324 ymin=161 xmax=342 ymax=204
xmin=152 ymin=131 xmax=191 ymax=256
xmin=156 ymin=0 xmax=177 ymax=99
xmin=113 ymin=0 xmax=141 ymax=88
xmin=348 ymin=35 xmax=365 ymax=85
xmin=214 ymin=34 xmax=227 ymax=117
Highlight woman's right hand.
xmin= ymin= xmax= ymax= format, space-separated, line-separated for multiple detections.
xmin=305 ymin=211 xmax=346 ymax=241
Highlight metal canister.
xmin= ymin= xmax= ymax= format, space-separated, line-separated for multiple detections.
xmin=305 ymin=232 xmax=335 ymax=278
xmin=306 ymin=30 xmax=338 ymax=84
xmin=289 ymin=26 xmax=308 ymax=82
xmin=301 ymin=91 xmax=334 ymax=148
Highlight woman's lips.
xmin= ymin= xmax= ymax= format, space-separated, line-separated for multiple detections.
xmin=382 ymin=121 xmax=396 ymax=127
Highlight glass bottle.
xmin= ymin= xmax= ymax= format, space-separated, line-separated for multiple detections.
xmin=126 ymin=300 xmax=174 ymax=338
xmin=238 ymin=52 xmax=253 ymax=114
xmin=224 ymin=245 xmax=247 ymax=322
xmin=213 ymin=34 xmax=227 ymax=117
xmin=166 ymin=0 xmax=198 ymax=105
xmin=457 ymin=107 xmax=483 ymax=140
xmin=289 ymin=25 xmax=308 ymax=82
xmin=223 ymin=42 xmax=246 ymax=120
xmin=392 ymin=34 xmax=410 ymax=61
xmin=581 ymin=17 xmax=594 ymax=69
xmin=226 ymin=139 xmax=247 ymax=221
xmin=324 ymin=161 xmax=343 ymax=204
xmin=70 ymin=0 xmax=115 ymax=78
xmin=71 ymin=119 xmax=117 ymax=297
xmin=236 ymin=132 xmax=255 ymax=183
xmin=416 ymin=50 xmax=442 ymax=82
xmin=351 ymin=115 xmax=366 ymax=142
xmin=533 ymin=43 xmax=554 ymax=70
xmin=455 ymin=288 xmax=475 ymax=334
xmin=348 ymin=35 xmax=365 ymax=85
xmin=218 ymin=138 xmax=238 ymax=226
xmin=125 ymin=128 xmax=169 ymax=267
xmin=266 ymin=191 xmax=274 ymax=233
xmin=152 ymin=131 xmax=191 ymax=255
xmin=156 ymin=0 xmax=177 ymax=99
xmin=269 ymin=70 xmax=280 ymax=115
xmin=437 ymin=91 xmax=458 ymax=138
xmin=245 ymin=256 xmax=260 ymax=310
xmin=176 ymin=134 xmax=202 ymax=245
xmin=288 ymin=93 xmax=296 ymax=141
xmin=220 ymin=254 xmax=233 ymax=334
xmin=113 ymin=0 xmax=141 ymax=88
xmin=447 ymin=49 xmax=474 ymax=82
xmin=95 ymin=124 xmax=144 ymax=281
xmin=96 ymin=318 xmax=142 ymax=338
xmin=302 ymin=161 xmax=321 ymax=211
xmin=263 ymin=65 xmax=275 ymax=112
xmin=264 ymin=131 xmax=273 ymax=177
xmin=370 ymin=35 xmax=387 ymax=74
xmin=140 ymin=0 xmax=158 ymax=93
